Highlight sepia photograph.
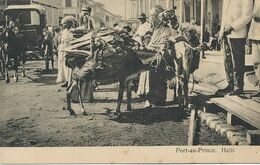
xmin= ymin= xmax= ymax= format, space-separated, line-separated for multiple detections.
xmin=0 ymin=0 xmax=259 ymax=163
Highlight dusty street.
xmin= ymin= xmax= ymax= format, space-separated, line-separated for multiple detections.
xmin=0 ymin=60 xmax=228 ymax=146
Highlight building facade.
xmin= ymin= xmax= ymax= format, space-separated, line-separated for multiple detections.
xmin=62 ymin=0 xmax=122 ymax=28
xmin=126 ymin=0 xmax=222 ymax=36
xmin=180 ymin=0 xmax=223 ymax=36
xmin=126 ymin=0 xmax=174 ymax=19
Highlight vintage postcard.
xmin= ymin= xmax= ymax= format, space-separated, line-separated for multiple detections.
xmin=0 ymin=0 xmax=259 ymax=163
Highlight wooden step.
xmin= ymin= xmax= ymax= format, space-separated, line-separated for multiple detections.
xmin=210 ymin=97 xmax=260 ymax=129
xmin=247 ymin=130 xmax=260 ymax=145
xmin=225 ymin=95 xmax=260 ymax=115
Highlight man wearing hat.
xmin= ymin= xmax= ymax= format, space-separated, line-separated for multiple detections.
xmin=133 ymin=13 xmax=152 ymax=47
xmin=79 ymin=5 xmax=94 ymax=32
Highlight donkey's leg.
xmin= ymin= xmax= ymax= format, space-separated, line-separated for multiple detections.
xmin=126 ymin=79 xmax=133 ymax=112
xmin=51 ymin=52 xmax=54 ymax=70
xmin=183 ymin=72 xmax=190 ymax=108
xmin=22 ymin=62 xmax=25 ymax=77
xmin=5 ymin=64 xmax=9 ymax=83
xmin=116 ymin=79 xmax=125 ymax=113
xmin=4 ymin=53 xmax=10 ymax=83
xmin=22 ymin=52 xmax=26 ymax=77
xmin=173 ymin=84 xmax=177 ymax=102
xmin=14 ymin=60 xmax=18 ymax=82
xmin=66 ymin=81 xmax=77 ymax=116
xmin=177 ymin=79 xmax=184 ymax=110
xmin=183 ymin=79 xmax=189 ymax=107
xmin=77 ymin=81 xmax=87 ymax=116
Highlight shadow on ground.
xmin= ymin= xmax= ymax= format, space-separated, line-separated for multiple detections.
xmin=26 ymin=69 xmax=58 ymax=85
xmin=113 ymin=106 xmax=189 ymax=125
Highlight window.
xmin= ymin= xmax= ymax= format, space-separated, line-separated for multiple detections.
xmin=0 ymin=0 xmax=6 ymax=5
xmin=131 ymin=1 xmax=137 ymax=18
xmin=149 ymin=0 xmax=156 ymax=10
xmin=65 ymin=0 xmax=72 ymax=7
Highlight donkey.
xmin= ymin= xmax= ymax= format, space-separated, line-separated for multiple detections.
xmin=65 ymin=34 xmax=154 ymax=116
xmin=65 ymin=25 xmax=202 ymax=116
xmin=165 ymin=24 xmax=202 ymax=109
xmin=0 ymin=25 xmax=26 ymax=83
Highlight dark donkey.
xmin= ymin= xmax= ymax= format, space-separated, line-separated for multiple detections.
xmin=64 ymin=26 xmax=202 ymax=117
xmin=0 ymin=24 xmax=26 ymax=83
xmin=65 ymin=32 xmax=152 ymax=116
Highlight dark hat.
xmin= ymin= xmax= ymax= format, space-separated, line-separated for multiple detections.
xmin=138 ymin=13 xmax=147 ymax=19
xmin=82 ymin=5 xmax=91 ymax=12
xmin=61 ymin=16 xmax=76 ymax=26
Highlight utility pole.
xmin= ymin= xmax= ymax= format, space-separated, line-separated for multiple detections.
xmin=52 ymin=0 xmax=54 ymax=27
xmin=200 ymin=0 xmax=206 ymax=59
xmin=180 ymin=0 xmax=184 ymax=23
xmin=125 ymin=0 xmax=127 ymax=21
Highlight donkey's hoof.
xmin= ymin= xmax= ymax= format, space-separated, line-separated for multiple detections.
xmin=5 ymin=78 xmax=10 ymax=83
xmin=81 ymin=111 xmax=88 ymax=116
xmin=109 ymin=112 xmax=121 ymax=120
xmin=22 ymin=72 xmax=26 ymax=77
xmin=69 ymin=111 xmax=77 ymax=116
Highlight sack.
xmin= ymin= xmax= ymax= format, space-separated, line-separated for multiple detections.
xmin=72 ymin=59 xmax=96 ymax=81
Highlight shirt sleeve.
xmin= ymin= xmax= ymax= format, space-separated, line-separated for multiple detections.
xmin=231 ymin=0 xmax=253 ymax=31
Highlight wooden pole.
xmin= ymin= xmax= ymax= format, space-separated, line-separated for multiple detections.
xmin=188 ymin=109 xmax=197 ymax=146
xmin=200 ymin=0 xmax=206 ymax=59
xmin=179 ymin=0 xmax=184 ymax=23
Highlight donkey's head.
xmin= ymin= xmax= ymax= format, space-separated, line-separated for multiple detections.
xmin=179 ymin=24 xmax=200 ymax=47
xmin=158 ymin=9 xmax=179 ymax=30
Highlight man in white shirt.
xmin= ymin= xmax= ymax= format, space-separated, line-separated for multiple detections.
xmin=133 ymin=13 xmax=153 ymax=48
xmin=218 ymin=0 xmax=253 ymax=95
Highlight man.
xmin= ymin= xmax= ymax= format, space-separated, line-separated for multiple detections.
xmin=113 ymin=21 xmax=123 ymax=31
xmin=248 ymin=1 xmax=260 ymax=97
xmin=218 ymin=0 xmax=253 ymax=95
xmin=79 ymin=6 xmax=94 ymax=32
xmin=133 ymin=13 xmax=153 ymax=48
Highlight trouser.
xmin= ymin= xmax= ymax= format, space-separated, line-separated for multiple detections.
xmin=252 ymin=41 xmax=260 ymax=90
xmin=224 ymin=38 xmax=246 ymax=90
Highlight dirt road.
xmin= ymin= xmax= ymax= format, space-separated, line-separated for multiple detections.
xmin=0 ymin=61 xmax=228 ymax=146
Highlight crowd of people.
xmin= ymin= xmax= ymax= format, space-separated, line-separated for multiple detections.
xmin=2 ymin=1 xmax=260 ymax=106
xmin=53 ymin=5 xmax=182 ymax=107
xmin=49 ymin=0 xmax=260 ymax=107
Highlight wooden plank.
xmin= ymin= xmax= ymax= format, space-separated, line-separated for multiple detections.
xmin=211 ymin=98 xmax=260 ymax=129
xmin=70 ymin=29 xmax=115 ymax=45
xmin=211 ymin=98 xmax=260 ymax=123
xmin=66 ymin=35 xmax=114 ymax=50
xmin=212 ymin=98 xmax=260 ymax=120
xmin=212 ymin=98 xmax=260 ymax=125
xmin=247 ymin=130 xmax=260 ymax=145
xmin=188 ymin=109 xmax=196 ymax=146
xmin=226 ymin=95 xmax=260 ymax=115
